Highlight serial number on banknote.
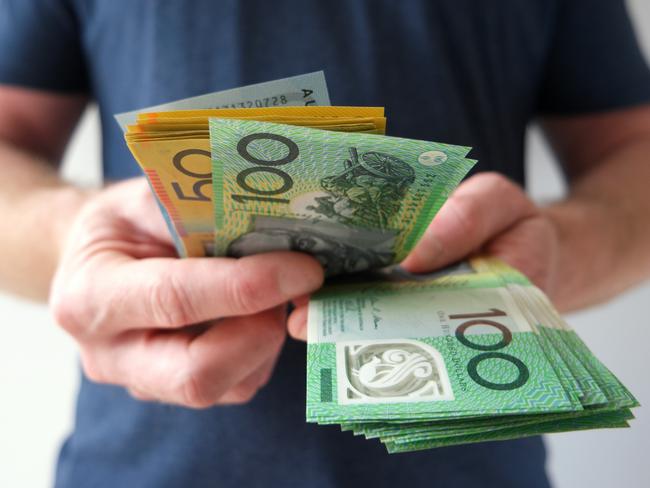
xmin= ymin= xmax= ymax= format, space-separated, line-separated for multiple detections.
xmin=218 ymin=89 xmax=318 ymax=109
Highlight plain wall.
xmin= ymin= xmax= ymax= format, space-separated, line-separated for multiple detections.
xmin=0 ymin=1 xmax=648 ymax=486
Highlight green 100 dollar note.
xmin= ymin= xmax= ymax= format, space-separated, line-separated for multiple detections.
xmin=314 ymin=261 xmax=638 ymax=452
xmin=209 ymin=118 xmax=476 ymax=274
xmin=305 ymin=271 xmax=578 ymax=424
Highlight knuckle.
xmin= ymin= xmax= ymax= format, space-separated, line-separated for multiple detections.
xmin=50 ymin=290 xmax=81 ymax=335
xmin=477 ymin=172 xmax=531 ymax=208
xmin=82 ymin=365 xmax=105 ymax=384
xmin=178 ymin=365 xmax=218 ymax=409
xmin=474 ymin=171 xmax=514 ymax=193
xmin=50 ymin=274 xmax=92 ymax=338
xmin=475 ymin=171 xmax=510 ymax=188
xmin=448 ymin=192 xmax=484 ymax=240
xmin=147 ymin=271 xmax=194 ymax=327
xmin=79 ymin=350 xmax=107 ymax=384
xmin=127 ymin=388 xmax=149 ymax=402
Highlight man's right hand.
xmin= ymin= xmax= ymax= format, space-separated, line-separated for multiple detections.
xmin=49 ymin=178 xmax=324 ymax=408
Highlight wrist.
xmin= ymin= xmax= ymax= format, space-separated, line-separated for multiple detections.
xmin=48 ymin=186 xmax=98 ymax=261
xmin=541 ymin=197 xmax=624 ymax=311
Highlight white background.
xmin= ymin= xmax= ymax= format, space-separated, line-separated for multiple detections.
xmin=0 ymin=1 xmax=649 ymax=486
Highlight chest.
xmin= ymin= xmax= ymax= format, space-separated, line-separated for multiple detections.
xmin=79 ymin=0 xmax=558 ymax=180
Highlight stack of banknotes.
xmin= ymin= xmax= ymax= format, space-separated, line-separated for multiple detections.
xmin=306 ymin=259 xmax=638 ymax=452
xmin=120 ymin=72 xmax=638 ymax=453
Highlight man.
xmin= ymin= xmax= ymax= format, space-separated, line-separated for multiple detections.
xmin=1 ymin=1 xmax=649 ymax=487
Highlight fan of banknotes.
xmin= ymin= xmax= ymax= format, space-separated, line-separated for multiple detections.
xmin=306 ymin=259 xmax=638 ymax=452
xmin=119 ymin=72 xmax=638 ymax=453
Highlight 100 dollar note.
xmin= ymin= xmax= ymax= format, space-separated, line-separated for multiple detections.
xmin=210 ymin=118 xmax=476 ymax=274
xmin=318 ymin=260 xmax=637 ymax=452
xmin=306 ymin=269 xmax=577 ymax=423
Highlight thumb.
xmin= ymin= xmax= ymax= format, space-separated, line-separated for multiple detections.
xmin=402 ymin=173 xmax=536 ymax=273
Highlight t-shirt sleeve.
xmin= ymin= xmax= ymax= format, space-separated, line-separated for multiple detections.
xmin=537 ymin=0 xmax=650 ymax=115
xmin=0 ymin=0 xmax=89 ymax=93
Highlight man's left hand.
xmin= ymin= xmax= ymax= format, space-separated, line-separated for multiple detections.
xmin=288 ymin=172 xmax=560 ymax=341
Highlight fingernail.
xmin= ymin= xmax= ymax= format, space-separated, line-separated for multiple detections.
xmin=278 ymin=256 xmax=324 ymax=297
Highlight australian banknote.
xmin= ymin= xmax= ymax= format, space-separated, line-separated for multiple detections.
xmin=209 ymin=118 xmax=476 ymax=273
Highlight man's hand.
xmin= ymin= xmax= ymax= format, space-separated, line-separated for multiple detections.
xmin=400 ymin=172 xmax=559 ymax=291
xmin=288 ymin=172 xmax=559 ymax=341
xmin=289 ymin=100 xmax=650 ymax=342
xmin=50 ymin=178 xmax=324 ymax=407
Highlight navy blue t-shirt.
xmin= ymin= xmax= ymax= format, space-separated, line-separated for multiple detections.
xmin=2 ymin=1 xmax=650 ymax=487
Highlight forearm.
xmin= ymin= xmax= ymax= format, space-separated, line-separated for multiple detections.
xmin=544 ymin=139 xmax=650 ymax=312
xmin=0 ymin=140 xmax=91 ymax=301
